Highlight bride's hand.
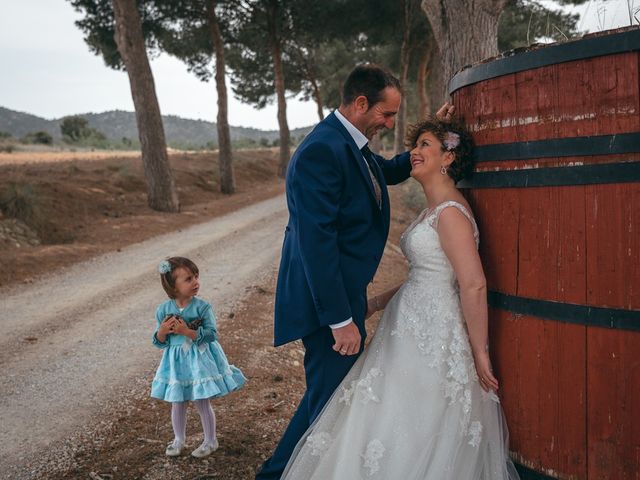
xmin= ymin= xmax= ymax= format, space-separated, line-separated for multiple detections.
xmin=473 ymin=351 xmax=499 ymax=392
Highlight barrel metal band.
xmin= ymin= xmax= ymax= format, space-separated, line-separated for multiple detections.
xmin=515 ymin=463 xmax=558 ymax=480
xmin=474 ymin=133 xmax=640 ymax=162
xmin=457 ymin=161 xmax=640 ymax=188
xmin=449 ymin=28 xmax=640 ymax=94
xmin=488 ymin=291 xmax=640 ymax=331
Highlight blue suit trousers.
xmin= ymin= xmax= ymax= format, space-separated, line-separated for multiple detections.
xmin=255 ymin=326 xmax=364 ymax=479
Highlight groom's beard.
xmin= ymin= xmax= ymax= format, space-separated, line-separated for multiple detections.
xmin=365 ymin=126 xmax=385 ymax=140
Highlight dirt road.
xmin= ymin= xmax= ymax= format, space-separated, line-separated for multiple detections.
xmin=0 ymin=195 xmax=288 ymax=478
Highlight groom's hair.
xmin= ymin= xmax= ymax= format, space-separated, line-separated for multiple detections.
xmin=341 ymin=64 xmax=401 ymax=109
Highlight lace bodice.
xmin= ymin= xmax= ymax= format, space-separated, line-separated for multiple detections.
xmin=400 ymin=201 xmax=479 ymax=290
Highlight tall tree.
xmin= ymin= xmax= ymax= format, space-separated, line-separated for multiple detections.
xmin=155 ymin=0 xmax=236 ymax=194
xmin=266 ymin=0 xmax=291 ymax=177
xmin=284 ymin=1 xmax=371 ymax=122
xmin=392 ymin=0 xmax=431 ymax=153
xmin=226 ymin=0 xmax=294 ymax=177
xmin=112 ymin=0 xmax=179 ymax=211
xmin=207 ymin=1 xmax=235 ymax=193
xmin=416 ymin=40 xmax=436 ymax=119
xmin=422 ymin=0 xmax=508 ymax=95
xmin=421 ymin=0 xmax=586 ymax=102
xmin=70 ymin=0 xmax=179 ymax=212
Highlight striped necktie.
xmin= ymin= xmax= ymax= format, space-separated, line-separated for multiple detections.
xmin=361 ymin=144 xmax=382 ymax=208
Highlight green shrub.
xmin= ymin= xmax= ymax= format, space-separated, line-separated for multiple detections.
xmin=0 ymin=143 xmax=14 ymax=153
xmin=22 ymin=131 xmax=53 ymax=145
xmin=0 ymin=182 xmax=73 ymax=243
xmin=60 ymin=115 xmax=89 ymax=141
xmin=0 ymin=182 xmax=44 ymax=227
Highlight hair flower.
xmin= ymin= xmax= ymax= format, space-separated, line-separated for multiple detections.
xmin=158 ymin=260 xmax=172 ymax=274
xmin=443 ymin=131 xmax=460 ymax=151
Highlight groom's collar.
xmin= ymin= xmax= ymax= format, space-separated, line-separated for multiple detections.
xmin=333 ymin=109 xmax=368 ymax=150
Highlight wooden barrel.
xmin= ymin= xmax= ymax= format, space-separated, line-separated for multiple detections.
xmin=449 ymin=27 xmax=640 ymax=480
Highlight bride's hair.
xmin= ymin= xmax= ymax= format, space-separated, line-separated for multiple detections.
xmin=405 ymin=116 xmax=475 ymax=182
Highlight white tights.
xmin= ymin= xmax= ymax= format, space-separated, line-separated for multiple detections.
xmin=171 ymin=399 xmax=217 ymax=445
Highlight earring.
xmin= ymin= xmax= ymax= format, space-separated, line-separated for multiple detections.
xmin=440 ymin=165 xmax=447 ymax=175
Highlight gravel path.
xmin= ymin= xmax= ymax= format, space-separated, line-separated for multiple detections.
xmin=0 ymin=194 xmax=287 ymax=477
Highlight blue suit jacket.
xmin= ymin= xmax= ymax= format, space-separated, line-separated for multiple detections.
xmin=273 ymin=112 xmax=411 ymax=346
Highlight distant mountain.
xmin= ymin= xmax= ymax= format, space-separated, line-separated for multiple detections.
xmin=0 ymin=106 xmax=314 ymax=148
xmin=0 ymin=107 xmax=59 ymax=139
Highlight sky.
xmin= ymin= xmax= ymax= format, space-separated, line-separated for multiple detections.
xmin=0 ymin=0 xmax=636 ymax=130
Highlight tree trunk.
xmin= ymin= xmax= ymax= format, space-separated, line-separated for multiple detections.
xmin=310 ymin=76 xmax=325 ymax=122
xmin=111 ymin=0 xmax=179 ymax=212
xmin=427 ymin=43 xmax=447 ymax=109
xmin=393 ymin=94 xmax=408 ymax=154
xmin=394 ymin=0 xmax=417 ymax=153
xmin=393 ymin=42 xmax=411 ymax=153
xmin=421 ymin=0 xmax=507 ymax=95
xmin=266 ymin=0 xmax=291 ymax=178
xmin=296 ymin=47 xmax=324 ymax=121
xmin=206 ymin=0 xmax=235 ymax=194
xmin=417 ymin=43 xmax=434 ymax=120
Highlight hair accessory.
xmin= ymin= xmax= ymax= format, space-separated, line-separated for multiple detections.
xmin=443 ymin=131 xmax=460 ymax=151
xmin=158 ymin=260 xmax=172 ymax=274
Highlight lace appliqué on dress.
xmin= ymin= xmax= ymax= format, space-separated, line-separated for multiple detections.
xmin=426 ymin=201 xmax=479 ymax=247
xmin=468 ymin=421 xmax=483 ymax=447
xmin=306 ymin=432 xmax=332 ymax=456
xmin=482 ymin=389 xmax=500 ymax=403
xmin=362 ymin=439 xmax=385 ymax=476
xmin=393 ymin=200 xmax=484 ymax=447
xmin=338 ymin=367 xmax=383 ymax=406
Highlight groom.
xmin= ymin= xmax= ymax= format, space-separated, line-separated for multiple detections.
xmin=256 ymin=64 xmax=412 ymax=479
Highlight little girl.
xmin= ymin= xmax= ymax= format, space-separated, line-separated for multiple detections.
xmin=151 ymin=256 xmax=245 ymax=458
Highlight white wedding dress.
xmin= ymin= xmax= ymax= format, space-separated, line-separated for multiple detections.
xmin=282 ymin=201 xmax=520 ymax=480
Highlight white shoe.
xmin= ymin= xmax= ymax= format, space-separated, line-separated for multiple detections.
xmin=191 ymin=439 xmax=219 ymax=458
xmin=165 ymin=439 xmax=184 ymax=457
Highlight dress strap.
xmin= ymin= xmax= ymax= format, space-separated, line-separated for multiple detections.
xmin=426 ymin=201 xmax=479 ymax=244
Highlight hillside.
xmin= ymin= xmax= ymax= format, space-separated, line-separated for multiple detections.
xmin=0 ymin=106 xmax=313 ymax=148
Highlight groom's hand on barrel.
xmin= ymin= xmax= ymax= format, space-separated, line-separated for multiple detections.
xmin=436 ymin=102 xmax=455 ymax=122
xmin=332 ymin=323 xmax=361 ymax=356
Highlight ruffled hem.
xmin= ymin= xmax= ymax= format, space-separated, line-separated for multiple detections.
xmin=151 ymin=366 xmax=246 ymax=402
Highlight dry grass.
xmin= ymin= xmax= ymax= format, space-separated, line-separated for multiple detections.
xmin=0 ymin=149 xmax=142 ymax=166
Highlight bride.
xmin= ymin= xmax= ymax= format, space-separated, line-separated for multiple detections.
xmin=282 ymin=116 xmax=520 ymax=479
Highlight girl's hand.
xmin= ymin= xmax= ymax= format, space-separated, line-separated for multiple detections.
xmin=473 ymin=350 xmax=499 ymax=392
xmin=172 ymin=318 xmax=188 ymax=335
xmin=158 ymin=316 xmax=176 ymax=336
xmin=173 ymin=318 xmax=198 ymax=341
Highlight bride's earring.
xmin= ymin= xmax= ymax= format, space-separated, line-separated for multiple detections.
xmin=440 ymin=165 xmax=447 ymax=175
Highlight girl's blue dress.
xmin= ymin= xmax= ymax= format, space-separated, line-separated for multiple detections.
xmin=151 ymin=297 xmax=246 ymax=402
